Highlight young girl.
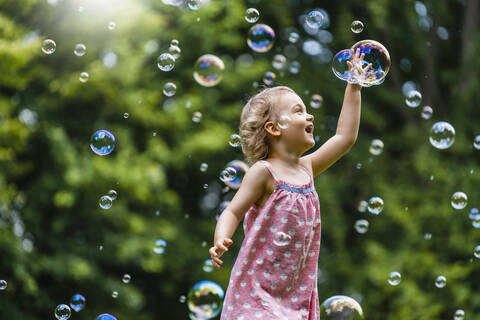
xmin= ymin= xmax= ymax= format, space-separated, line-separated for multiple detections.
xmin=210 ymin=50 xmax=369 ymax=320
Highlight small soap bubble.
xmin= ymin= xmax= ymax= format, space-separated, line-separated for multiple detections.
xmin=74 ymin=43 xmax=86 ymax=56
xmin=309 ymin=94 xmax=323 ymax=109
xmin=474 ymin=245 xmax=480 ymax=258
xmin=306 ymin=10 xmax=325 ymax=29
xmin=388 ymin=271 xmax=401 ymax=286
xmin=454 ymin=309 xmax=465 ymax=320
xmin=123 ymin=113 xmax=129 ymax=119
xmin=171 ymin=39 xmax=179 ymax=46
xmin=469 ymin=208 xmax=479 ymax=221
xmin=168 ymin=45 xmax=181 ymax=60
xmin=354 ymin=219 xmax=369 ymax=234
xmin=223 ymin=160 xmax=249 ymax=189
xmin=108 ymin=190 xmax=117 ymax=200
xmin=263 ymin=71 xmax=276 ymax=85
xmin=278 ymin=115 xmax=291 ymax=129
xmin=247 ymin=24 xmax=275 ymax=53
xmin=356 ymin=163 xmax=362 ymax=169
xmin=90 ymin=130 xmax=116 ymax=155
xmin=0 ymin=280 xmax=7 ymax=290
xmin=108 ymin=21 xmax=116 ymax=30
xmin=357 ymin=200 xmax=368 ymax=212
xmin=193 ymin=54 xmax=225 ymax=87
xmin=435 ymin=275 xmax=446 ymax=288
xmin=187 ymin=280 xmax=224 ymax=319
xmin=421 ymin=106 xmax=433 ymax=119
xmin=122 ymin=274 xmax=131 ymax=284
xmin=351 ymin=20 xmax=364 ymax=33
xmin=163 ymin=82 xmax=177 ymax=97
xmin=320 ymin=295 xmax=363 ymax=319
xmin=42 ymin=39 xmax=56 ymax=54
xmin=288 ymin=32 xmax=300 ymax=43
xmin=368 ymin=196 xmax=384 ymax=215
xmin=187 ymin=0 xmax=201 ymax=10
xmin=54 ymin=304 xmax=72 ymax=320
xmin=203 ymin=259 xmax=214 ymax=272
xmin=430 ymin=121 xmax=455 ymax=149
xmin=200 ymin=162 xmax=208 ymax=172
xmin=245 ymin=8 xmax=259 ymax=23
xmin=153 ymin=239 xmax=167 ymax=254
xmin=111 ymin=291 xmax=119 ymax=298
xmin=473 ymin=135 xmax=480 ymax=149
xmin=369 ymin=139 xmax=384 ymax=155
xmin=157 ymin=53 xmax=175 ymax=72
xmin=273 ymin=232 xmax=291 ymax=246
xmin=272 ymin=54 xmax=287 ymax=70
xmin=219 ymin=167 xmax=237 ymax=182
xmin=179 ymin=295 xmax=187 ymax=303
xmin=99 ymin=196 xmax=113 ymax=210
xmin=229 ymin=134 xmax=242 ymax=147
xmin=451 ymin=192 xmax=467 ymax=210
xmin=70 ymin=294 xmax=86 ymax=312
xmin=79 ymin=72 xmax=89 ymax=83
xmin=405 ymin=90 xmax=422 ymax=108
xmin=192 ymin=112 xmax=202 ymax=123
xmin=424 ymin=233 xmax=432 ymax=240
xmin=289 ymin=60 xmax=301 ymax=74
xmin=97 ymin=314 xmax=117 ymax=320
xmin=99 ymin=245 xmax=104 ymax=251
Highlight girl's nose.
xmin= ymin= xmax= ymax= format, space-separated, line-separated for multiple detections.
xmin=307 ymin=113 xmax=314 ymax=121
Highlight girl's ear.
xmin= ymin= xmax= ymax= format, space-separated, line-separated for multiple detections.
xmin=264 ymin=120 xmax=281 ymax=137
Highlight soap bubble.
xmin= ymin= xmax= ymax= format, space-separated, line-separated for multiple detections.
xmin=473 ymin=135 xmax=480 ymax=149
xmin=219 ymin=167 xmax=237 ymax=183
xmin=263 ymin=71 xmax=276 ymax=85
xmin=451 ymin=192 xmax=467 ymax=210
xmin=245 ymin=8 xmax=259 ymax=23
xmin=320 ymin=295 xmax=364 ymax=319
xmin=388 ymin=271 xmax=401 ymax=286
xmin=70 ymin=294 xmax=86 ymax=312
xmin=421 ymin=106 xmax=433 ymax=119
xmin=153 ymin=239 xmax=167 ymax=254
xmin=122 ymin=274 xmax=131 ymax=284
xmin=168 ymin=45 xmax=181 ymax=60
xmin=289 ymin=60 xmax=301 ymax=74
xmin=193 ymin=54 xmax=225 ymax=87
xmin=369 ymin=139 xmax=384 ymax=155
xmin=90 ymin=130 xmax=116 ymax=156
xmin=306 ymin=10 xmax=325 ymax=29
xmin=273 ymin=232 xmax=292 ymax=246
xmin=163 ymin=82 xmax=177 ymax=97
xmin=454 ymin=309 xmax=465 ymax=320
xmin=99 ymin=195 xmax=113 ymax=210
xmin=42 ymin=39 xmax=56 ymax=54
xmin=309 ymin=94 xmax=323 ymax=109
xmin=332 ymin=49 xmax=354 ymax=82
xmin=223 ymin=160 xmax=249 ymax=189
xmin=405 ymin=90 xmax=422 ymax=108
xmin=272 ymin=54 xmax=287 ymax=70
xmin=229 ymin=134 xmax=241 ymax=147
xmin=111 ymin=291 xmax=118 ymax=298
xmin=351 ymin=40 xmax=391 ymax=85
xmin=108 ymin=190 xmax=117 ymax=201
xmin=474 ymin=245 xmax=480 ymax=258
xmin=203 ymin=259 xmax=214 ymax=272
xmin=354 ymin=219 xmax=369 ymax=234
xmin=247 ymin=24 xmax=275 ymax=53
xmin=107 ymin=21 xmax=116 ymax=30
xmin=469 ymin=208 xmax=479 ymax=221
xmin=123 ymin=113 xmax=129 ymax=119
xmin=200 ymin=163 xmax=208 ymax=172
xmin=96 ymin=314 xmax=117 ymax=320
xmin=171 ymin=39 xmax=179 ymax=46
xmin=179 ymin=295 xmax=187 ymax=303
xmin=288 ymin=31 xmax=300 ymax=43
xmin=74 ymin=43 xmax=86 ymax=56
xmin=278 ymin=115 xmax=291 ymax=129
xmin=358 ymin=200 xmax=368 ymax=212
xmin=79 ymin=72 xmax=89 ymax=83
xmin=55 ymin=304 xmax=71 ymax=320
xmin=192 ymin=112 xmax=202 ymax=123
xmin=187 ymin=0 xmax=201 ymax=10
xmin=429 ymin=121 xmax=455 ymax=149
xmin=0 ymin=280 xmax=7 ymax=290
xmin=351 ymin=20 xmax=364 ymax=33
xmin=187 ymin=280 xmax=224 ymax=320
xmin=157 ymin=53 xmax=175 ymax=72
xmin=368 ymin=196 xmax=384 ymax=215
xmin=162 ymin=0 xmax=183 ymax=6
xmin=435 ymin=275 xmax=447 ymax=288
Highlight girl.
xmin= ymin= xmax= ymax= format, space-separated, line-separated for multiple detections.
xmin=210 ymin=50 xmax=369 ymax=320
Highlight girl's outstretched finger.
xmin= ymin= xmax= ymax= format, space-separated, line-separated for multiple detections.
xmin=212 ymin=256 xmax=223 ymax=266
xmin=209 ymin=247 xmax=218 ymax=257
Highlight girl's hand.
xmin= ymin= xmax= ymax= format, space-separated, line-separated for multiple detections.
xmin=209 ymin=238 xmax=233 ymax=269
xmin=346 ymin=48 xmax=372 ymax=82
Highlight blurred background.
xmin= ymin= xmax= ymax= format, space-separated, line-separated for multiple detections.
xmin=0 ymin=0 xmax=479 ymax=319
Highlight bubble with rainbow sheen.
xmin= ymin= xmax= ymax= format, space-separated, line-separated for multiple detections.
xmin=55 ymin=304 xmax=71 ymax=320
xmin=99 ymin=195 xmax=113 ymax=209
xmin=306 ymin=10 xmax=325 ymax=29
xmin=320 ymin=295 xmax=364 ymax=320
xmin=429 ymin=121 xmax=455 ymax=149
xmin=219 ymin=167 xmax=237 ymax=183
xmin=90 ymin=130 xmax=116 ymax=155
xmin=223 ymin=160 xmax=249 ymax=189
xmin=187 ymin=280 xmax=224 ymax=320
xmin=332 ymin=49 xmax=354 ymax=82
xmin=310 ymin=94 xmax=323 ymax=109
xmin=96 ymin=314 xmax=117 ymax=320
xmin=351 ymin=40 xmax=390 ymax=86
xmin=193 ymin=54 xmax=225 ymax=87
xmin=74 ymin=44 xmax=86 ymax=56
xmin=163 ymin=82 xmax=177 ymax=97
xmin=247 ymin=24 xmax=275 ymax=53
xmin=202 ymin=259 xmax=214 ymax=272
xmin=153 ymin=239 xmax=167 ymax=254
xmin=70 ymin=294 xmax=86 ymax=312
xmin=263 ymin=71 xmax=276 ymax=85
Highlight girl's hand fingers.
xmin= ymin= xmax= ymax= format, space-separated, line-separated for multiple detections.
xmin=360 ymin=53 xmax=365 ymax=60
xmin=346 ymin=61 xmax=352 ymax=70
xmin=223 ymin=238 xmax=233 ymax=246
xmin=365 ymin=63 xmax=372 ymax=72
xmin=212 ymin=256 xmax=223 ymax=266
xmin=209 ymin=247 xmax=218 ymax=257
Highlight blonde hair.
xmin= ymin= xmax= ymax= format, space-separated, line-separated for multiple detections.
xmin=239 ymin=86 xmax=295 ymax=165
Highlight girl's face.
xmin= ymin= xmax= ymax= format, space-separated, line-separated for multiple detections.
xmin=274 ymin=91 xmax=315 ymax=152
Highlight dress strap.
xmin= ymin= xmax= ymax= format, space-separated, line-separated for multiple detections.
xmin=299 ymin=165 xmax=313 ymax=184
xmin=259 ymin=160 xmax=280 ymax=182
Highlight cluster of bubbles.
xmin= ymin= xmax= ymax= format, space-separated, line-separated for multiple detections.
xmin=99 ymin=190 xmax=117 ymax=210
xmin=153 ymin=238 xmax=167 ymax=254
xmin=247 ymin=24 xmax=275 ymax=53
xmin=367 ymin=196 xmax=384 ymax=215
xmin=90 ymin=129 xmax=116 ymax=155
xmin=187 ymin=280 xmax=224 ymax=320
xmin=193 ymin=54 xmax=225 ymax=87
xmin=332 ymin=40 xmax=391 ymax=87
xmin=219 ymin=160 xmax=249 ymax=189
xmin=320 ymin=295 xmax=364 ymax=319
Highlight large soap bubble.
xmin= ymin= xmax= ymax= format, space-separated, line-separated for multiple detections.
xmin=90 ymin=130 xmax=116 ymax=156
xmin=193 ymin=54 xmax=225 ymax=87
xmin=332 ymin=40 xmax=390 ymax=87
xmin=187 ymin=280 xmax=224 ymax=320
xmin=247 ymin=24 xmax=275 ymax=53
xmin=320 ymin=295 xmax=364 ymax=319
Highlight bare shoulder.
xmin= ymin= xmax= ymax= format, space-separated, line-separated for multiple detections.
xmin=299 ymin=156 xmax=313 ymax=175
xmin=244 ymin=161 xmax=271 ymax=185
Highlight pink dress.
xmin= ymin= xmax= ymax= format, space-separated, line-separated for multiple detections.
xmin=220 ymin=160 xmax=321 ymax=320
